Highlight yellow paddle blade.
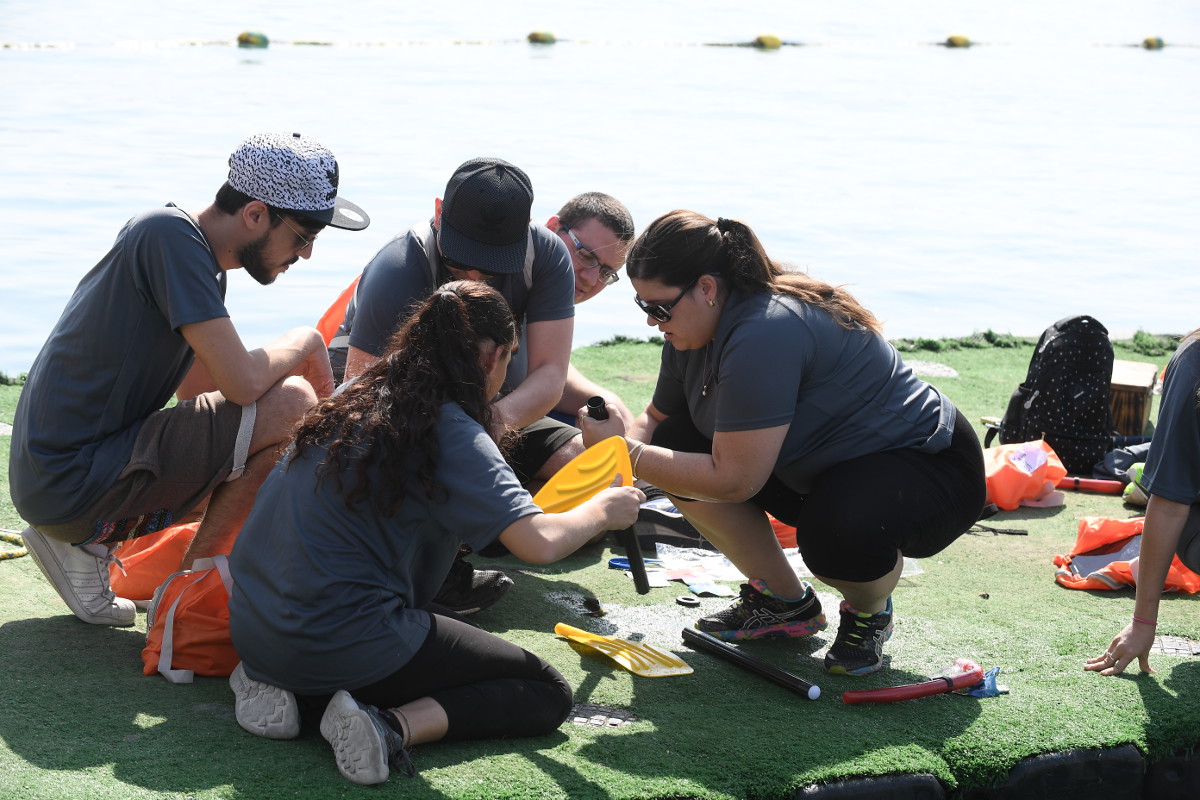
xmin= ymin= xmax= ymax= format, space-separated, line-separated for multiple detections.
xmin=532 ymin=436 xmax=632 ymax=514
xmin=554 ymin=623 xmax=693 ymax=678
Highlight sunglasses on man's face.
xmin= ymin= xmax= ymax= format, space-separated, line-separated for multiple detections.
xmin=438 ymin=247 xmax=499 ymax=278
xmin=633 ymin=277 xmax=699 ymax=323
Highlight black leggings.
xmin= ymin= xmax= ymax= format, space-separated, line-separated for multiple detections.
xmin=651 ymin=408 xmax=986 ymax=583
xmin=298 ymin=612 xmax=572 ymax=742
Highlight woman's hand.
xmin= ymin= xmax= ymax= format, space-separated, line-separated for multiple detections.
xmin=590 ymin=479 xmax=645 ymax=531
xmin=1084 ymin=622 xmax=1156 ymax=675
xmin=577 ymin=403 xmax=628 ymax=447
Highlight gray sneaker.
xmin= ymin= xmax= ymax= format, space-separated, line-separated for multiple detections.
xmin=21 ymin=527 xmax=136 ymax=626
xmin=229 ymin=662 xmax=300 ymax=740
xmin=320 ymin=690 xmax=415 ymax=785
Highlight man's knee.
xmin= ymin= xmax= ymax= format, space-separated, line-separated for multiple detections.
xmin=252 ymin=376 xmax=318 ymax=446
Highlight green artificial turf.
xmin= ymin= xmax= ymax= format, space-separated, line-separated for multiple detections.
xmin=1 ymin=338 xmax=1197 ymax=800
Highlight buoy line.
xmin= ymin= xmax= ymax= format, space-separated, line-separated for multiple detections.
xmin=1 ymin=35 xmax=1192 ymax=50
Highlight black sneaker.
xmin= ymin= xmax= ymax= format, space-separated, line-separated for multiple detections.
xmin=431 ymin=556 xmax=512 ymax=615
xmin=319 ymin=690 xmax=415 ymax=785
xmin=824 ymin=597 xmax=894 ymax=675
xmin=694 ymin=579 xmax=827 ymax=641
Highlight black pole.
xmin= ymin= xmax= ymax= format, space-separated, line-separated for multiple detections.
xmin=587 ymin=396 xmax=650 ymax=595
xmin=681 ymin=628 xmax=821 ymax=699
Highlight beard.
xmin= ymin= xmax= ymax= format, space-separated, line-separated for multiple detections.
xmin=238 ymin=230 xmax=289 ymax=285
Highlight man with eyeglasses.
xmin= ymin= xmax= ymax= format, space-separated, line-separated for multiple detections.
xmin=11 ymin=132 xmax=370 ymax=626
xmin=543 ymin=192 xmax=638 ymax=429
xmin=326 ymin=158 xmax=587 ymax=615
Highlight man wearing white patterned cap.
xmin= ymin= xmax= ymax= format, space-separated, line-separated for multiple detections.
xmin=10 ymin=132 xmax=370 ymax=627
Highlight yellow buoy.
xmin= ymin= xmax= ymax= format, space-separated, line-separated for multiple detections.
xmin=237 ymin=31 xmax=269 ymax=48
xmin=945 ymin=34 xmax=971 ymax=48
xmin=1142 ymin=36 xmax=1164 ymax=50
xmin=527 ymin=31 xmax=556 ymax=45
xmin=752 ymin=34 xmax=782 ymax=50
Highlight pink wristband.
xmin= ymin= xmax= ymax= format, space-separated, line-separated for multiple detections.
xmin=1132 ymin=615 xmax=1158 ymax=626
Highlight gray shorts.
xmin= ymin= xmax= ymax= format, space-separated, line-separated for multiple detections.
xmin=33 ymin=391 xmax=255 ymax=546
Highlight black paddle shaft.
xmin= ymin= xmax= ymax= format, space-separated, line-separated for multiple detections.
xmin=682 ymin=628 xmax=821 ymax=699
xmin=586 ymin=396 xmax=650 ymax=595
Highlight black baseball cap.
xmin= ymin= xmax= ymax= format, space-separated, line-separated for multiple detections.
xmin=437 ymin=157 xmax=532 ymax=275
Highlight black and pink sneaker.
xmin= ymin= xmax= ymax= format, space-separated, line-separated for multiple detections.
xmin=694 ymin=578 xmax=827 ymax=641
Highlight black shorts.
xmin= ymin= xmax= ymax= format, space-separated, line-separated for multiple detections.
xmin=507 ymin=416 xmax=579 ymax=485
xmin=651 ymin=407 xmax=986 ymax=583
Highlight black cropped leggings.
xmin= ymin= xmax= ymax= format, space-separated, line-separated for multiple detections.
xmin=651 ymin=408 xmax=987 ymax=583
xmin=298 ymin=611 xmax=572 ymax=741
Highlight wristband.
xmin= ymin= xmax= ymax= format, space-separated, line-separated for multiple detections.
xmin=1132 ymin=615 xmax=1157 ymax=626
xmin=630 ymin=443 xmax=647 ymax=480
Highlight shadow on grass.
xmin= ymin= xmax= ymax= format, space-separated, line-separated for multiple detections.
xmin=0 ymin=552 xmax=986 ymax=800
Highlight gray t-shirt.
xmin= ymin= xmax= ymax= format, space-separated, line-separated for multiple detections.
xmin=1142 ymin=335 xmax=1200 ymax=506
xmin=9 ymin=205 xmax=227 ymax=525
xmin=652 ymin=290 xmax=953 ymax=494
xmin=228 ymin=401 xmax=541 ymax=693
xmin=328 ymin=219 xmax=574 ymax=385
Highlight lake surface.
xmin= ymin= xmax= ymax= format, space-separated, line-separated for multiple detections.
xmin=2 ymin=0 xmax=1198 ymax=374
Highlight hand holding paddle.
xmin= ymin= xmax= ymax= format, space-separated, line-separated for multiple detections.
xmin=583 ymin=398 xmax=653 ymax=595
xmin=578 ymin=395 xmax=626 ymax=447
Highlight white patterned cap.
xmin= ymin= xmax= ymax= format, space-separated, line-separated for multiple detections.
xmin=227 ymin=132 xmax=369 ymax=230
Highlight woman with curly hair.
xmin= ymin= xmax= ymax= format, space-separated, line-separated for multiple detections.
xmin=227 ymin=280 xmax=642 ymax=785
xmin=581 ymin=210 xmax=986 ymax=677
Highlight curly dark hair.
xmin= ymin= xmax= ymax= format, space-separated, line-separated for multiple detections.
xmin=627 ymin=209 xmax=881 ymax=335
xmin=289 ymin=280 xmax=517 ymax=516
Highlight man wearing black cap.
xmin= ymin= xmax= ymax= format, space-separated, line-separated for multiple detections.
xmin=11 ymin=131 xmax=370 ymax=627
xmin=327 ymin=157 xmax=579 ymax=613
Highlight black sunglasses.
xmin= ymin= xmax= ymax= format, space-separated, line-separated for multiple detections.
xmin=634 ymin=277 xmax=699 ymax=323
xmin=438 ymin=249 xmax=499 ymax=278
xmin=435 ymin=229 xmax=503 ymax=277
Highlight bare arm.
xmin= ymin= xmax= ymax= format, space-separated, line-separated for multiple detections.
xmin=498 ymin=484 xmax=644 ymax=564
xmin=494 ymin=317 xmax=572 ymax=430
xmin=343 ymin=344 xmax=378 ymax=383
xmin=580 ymin=401 xmax=788 ymax=503
xmin=180 ymin=319 xmax=334 ymax=405
xmin=1086 ymin=493 xmax=1192 ymax=675
xmin=556 ymin=363 xmax=635 ymax=429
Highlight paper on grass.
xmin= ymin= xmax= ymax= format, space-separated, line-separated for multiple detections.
xmin=654 ymin=542 xmax=923 ymax=580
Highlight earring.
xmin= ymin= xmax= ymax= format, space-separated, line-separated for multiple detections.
xmin=708 ymin=299 xmax=716 ymax=307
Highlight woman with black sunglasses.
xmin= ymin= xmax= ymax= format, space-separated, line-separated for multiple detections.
xmin=581 ymin=209 xmax=986 ymax=676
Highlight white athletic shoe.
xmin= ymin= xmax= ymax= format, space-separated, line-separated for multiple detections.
xmin=229 ymin=662 xmax=300 ymax=740
xmin=320 ymin=690 xmax=414 ymax=785
xmin=21 ymin=527 xmax=136 ymax=626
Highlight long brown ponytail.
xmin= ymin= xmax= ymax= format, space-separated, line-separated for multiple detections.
xmin=290 ymin=280 xmax=517 ymax=516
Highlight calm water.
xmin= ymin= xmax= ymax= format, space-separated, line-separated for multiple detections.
xmin=2 ymin=0 xmax=1198 ymax=374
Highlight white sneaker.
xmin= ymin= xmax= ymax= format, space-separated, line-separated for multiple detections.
xmin=320 ymin=690 xmax=414 ymax=785
xmin=230 ymin=662 xmax=300 ymax=740
xmin=21 ymin=527 xmax=136 ymax=626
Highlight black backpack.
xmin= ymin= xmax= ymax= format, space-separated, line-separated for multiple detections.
xmin=985 ymin=315 xmax=1115 ymax=475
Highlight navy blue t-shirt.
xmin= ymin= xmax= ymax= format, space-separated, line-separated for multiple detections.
xmin=328 ymin=220 xmax=574 ymax=386
xmin=1142 ymin=335 xmax=1200 ymax=506
xmin=228 ymin=401 xmax=541 ymax=693
xmin=652 ymin=290 xmax=953 ymax=494
xmin=9 ymin=205 xmax=227 ymax=524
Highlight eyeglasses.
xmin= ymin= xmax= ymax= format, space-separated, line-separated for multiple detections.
xmin=274 ymin=214 xmax=317 ymax=251
xmin=634 ymin=277 xmax=699 ymax=323
xmin=564 ymin=227 xmax=620 ymax=286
